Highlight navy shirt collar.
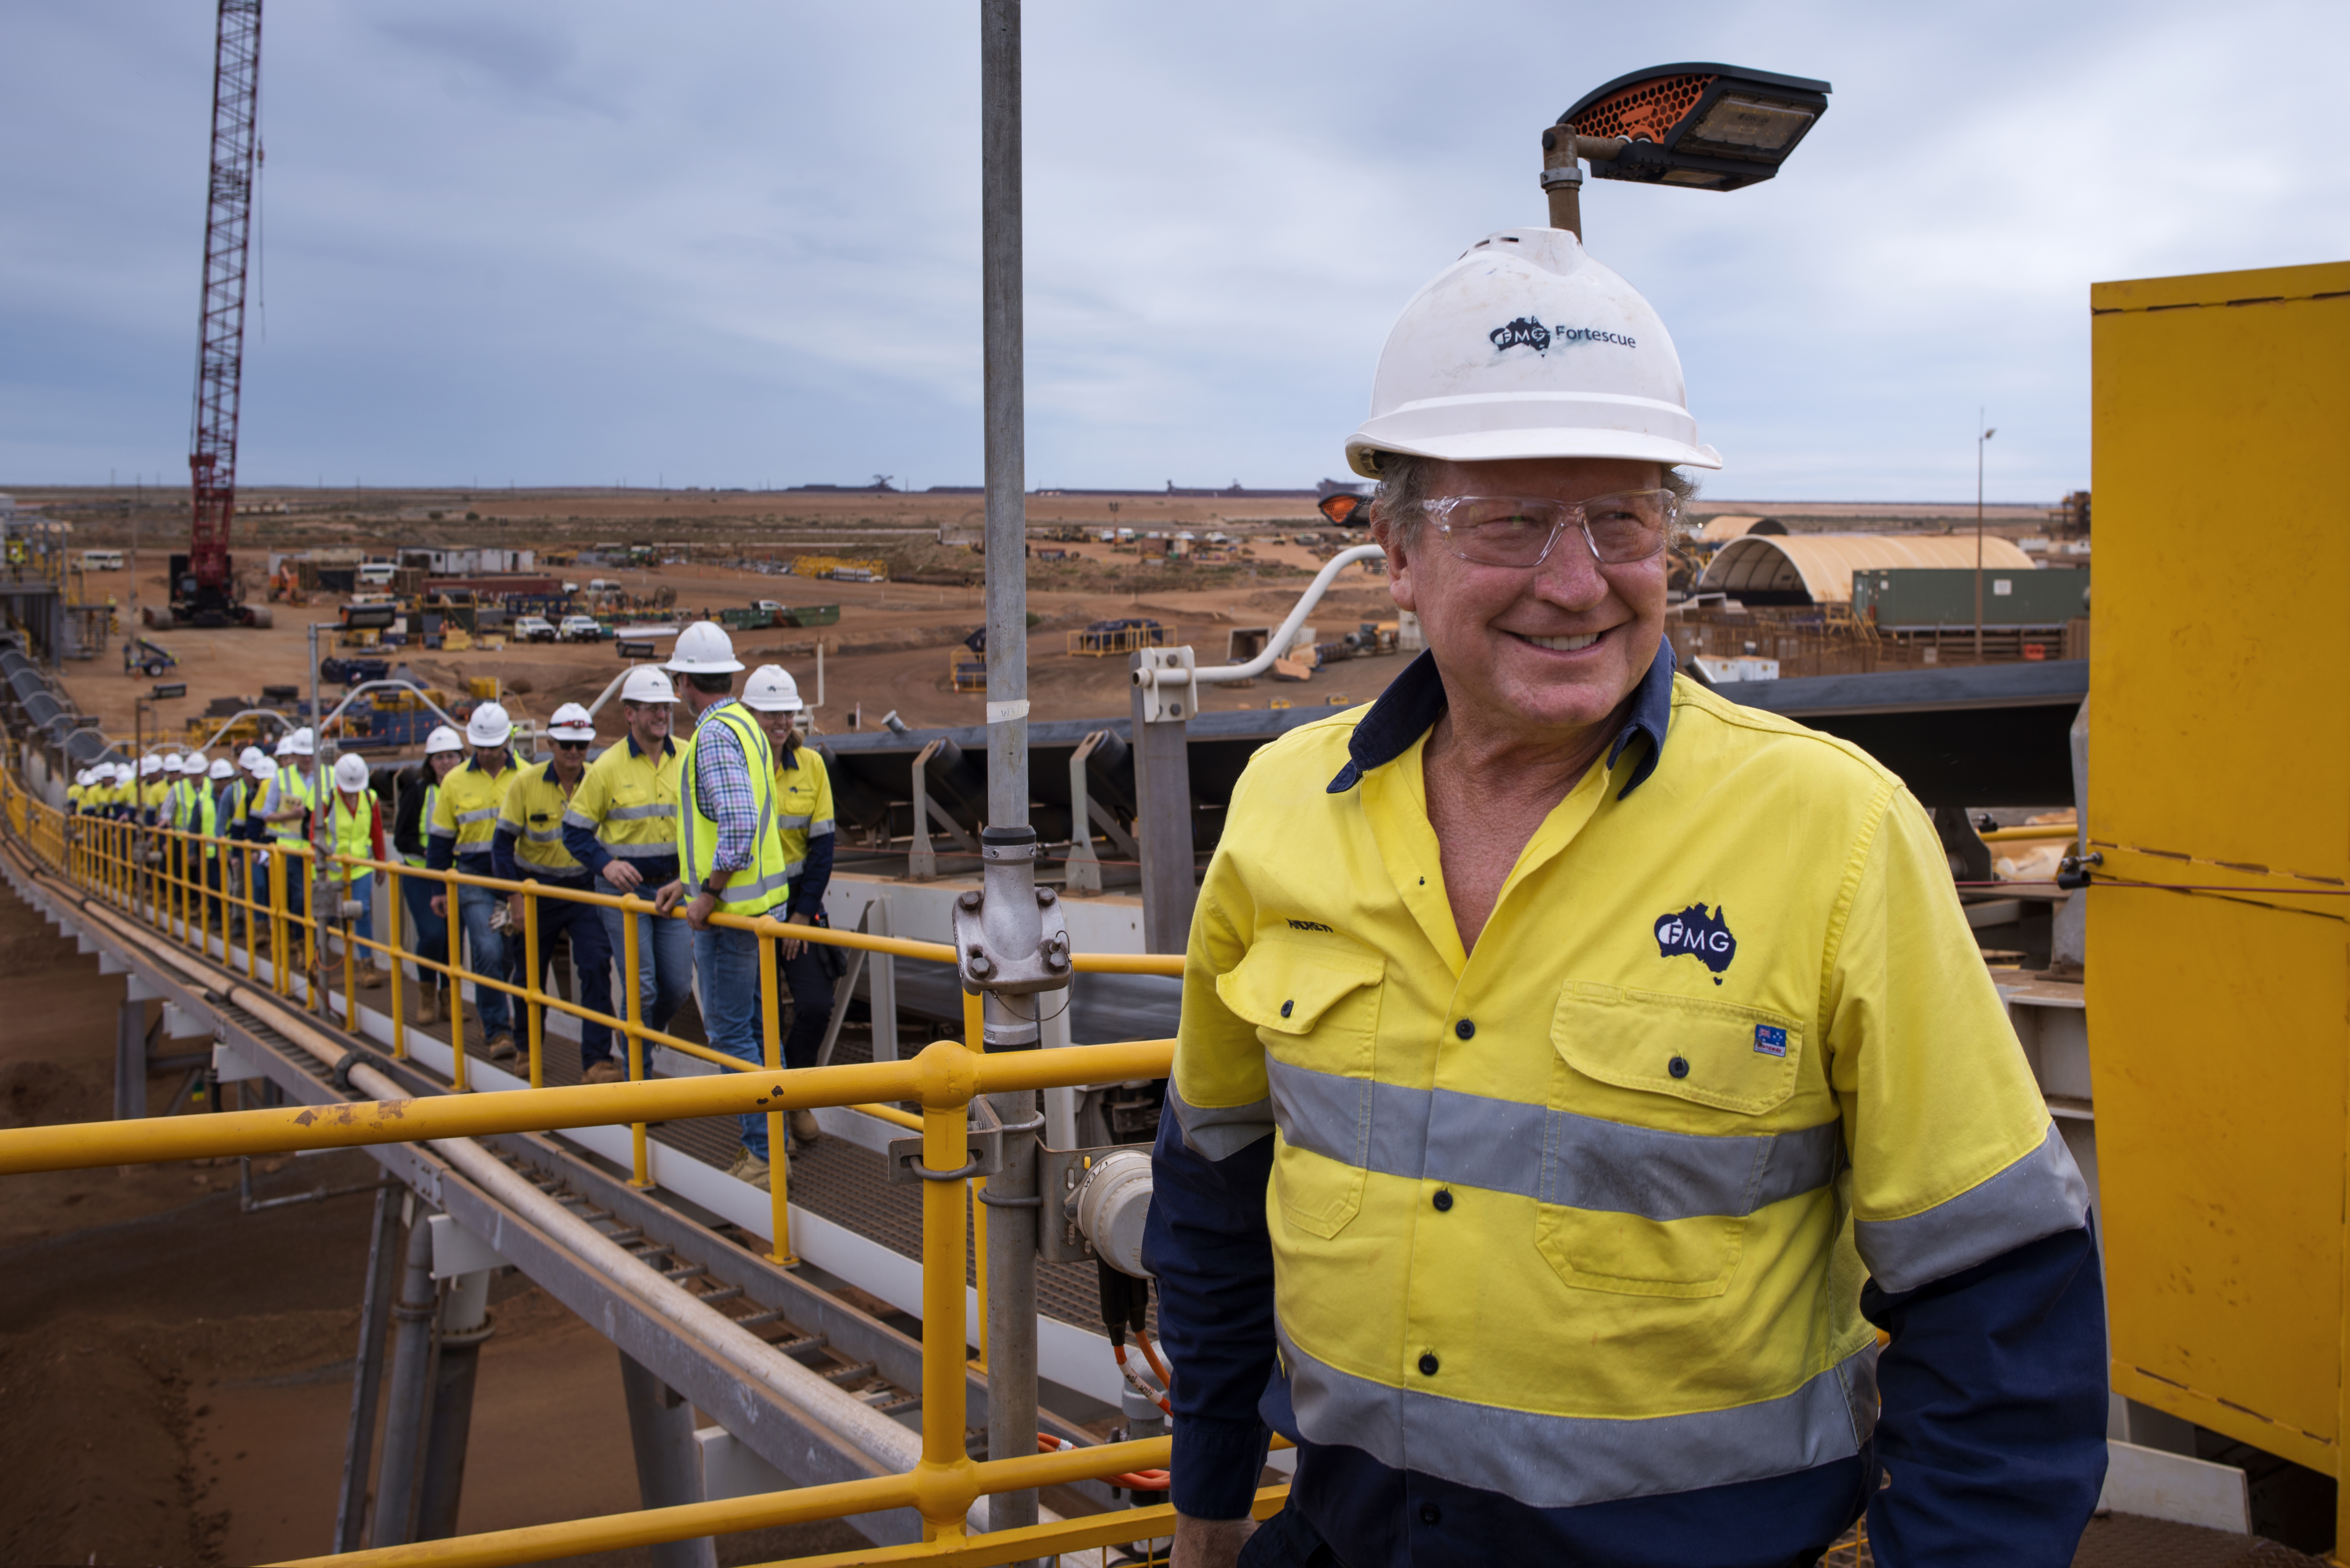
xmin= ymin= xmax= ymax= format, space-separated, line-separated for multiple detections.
xmin=1326 ymin=639 xmax=1676 ymax=799
xmin=625 ymin=733 xmax=677 ymax=761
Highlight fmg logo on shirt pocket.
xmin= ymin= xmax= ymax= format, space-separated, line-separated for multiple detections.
xmin=1654 ymin=903 xmax=1737 ymax=984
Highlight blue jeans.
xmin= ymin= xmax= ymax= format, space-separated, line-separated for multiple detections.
xmin=401 ymin=871 xmax=449 ymax=970
xmin=602 ymin=904 xmax=695 ymax=1040
xmin=693 ymin=925 xmax=769 ymax=1159
xmin=457 ymin=881 xmax=512 ymax=1038
xmin=781 ymin=940 xmax=835 ymax=1072
xmin=530 ymin=889 xmax=614 ymax=1067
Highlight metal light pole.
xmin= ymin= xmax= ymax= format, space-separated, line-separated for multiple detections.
xmin=1973 ymin=414 xmax=1996 ymax=663
xmin=974 ymin=0 xmax=1046 ymax=1545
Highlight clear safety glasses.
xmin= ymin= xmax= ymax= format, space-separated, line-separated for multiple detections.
xmin=1421 ymin=489 xmax=1680 ymax=569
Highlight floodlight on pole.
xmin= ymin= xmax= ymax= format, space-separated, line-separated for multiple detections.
xmin=1975 ymin=416 xmax=1998 ymax=662
xmin=1541 ymin=63 xmax=1831 ymax=238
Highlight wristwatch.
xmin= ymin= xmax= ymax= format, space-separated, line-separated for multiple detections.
xmin=701 ymin=875 xmax=727 ymax=898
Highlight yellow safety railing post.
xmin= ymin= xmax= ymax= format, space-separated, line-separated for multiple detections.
xmin=522 ymin=882 xmax=543 ymax=1089
xmin=759 ymin=924 xmax=794 ymax=1266
xmin=341 ymin=861 xmax=359 ymax=1034
xmin=913 ymin=1043 xmax=980 ymax=1543
xmin=385 ymin=863 xmax=407 ymax=1059
xmin=444 ymin=865 xmax=469 ymax=1093
xmin=241 ymin=842 xmax=260 ymax=979
xmin=623 ymin=904 xmax=650 ymax=1187
xmin=966 ymin=986 xmax=989 ymax=1373
xmin=268 ymin=847 xmax=289 ymax=996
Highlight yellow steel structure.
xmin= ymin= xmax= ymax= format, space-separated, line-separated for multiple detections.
xmin=0 ymin=777 xmax=1242 ymax=1566
xmin=2086 ymin=261 xmax=2350 ymax=1522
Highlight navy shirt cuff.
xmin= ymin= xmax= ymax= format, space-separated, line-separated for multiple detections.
xmin=1171 ymin=1415 xmax=1271 ymax=1521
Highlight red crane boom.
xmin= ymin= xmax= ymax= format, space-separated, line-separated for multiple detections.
xmin=181 ymin=0 xmax=262 ymax=628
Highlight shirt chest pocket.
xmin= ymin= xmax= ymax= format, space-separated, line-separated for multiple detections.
xmin=1217 ymin=931 xmax=1385 ymax=1239
xmin=1535 ymin=982 xmax=1818 ymax=1300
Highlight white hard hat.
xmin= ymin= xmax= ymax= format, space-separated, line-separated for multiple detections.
xmin=75 ymin=768 xmax=91 ymax=787
xmin=238 ymin=745 xmax=265 ymax=772
xmin=254 ymin=757 xmax=278 ymax=779
xmin=466 ymin=702 xmax=513 ymax=748
xmin=741 ymin=664 xmax=804 ymax=713
xmin=424 ymin=724 xmax=465 ymax=757
xmin=140 ymin=754 xmax=163 ymax=776
xmin=186 ymin=751 xmax=208 ymax=773
xmin=547 ymin=702 xmax=596 ymax=742
xmin=273 ymin=734 xmax=295 ymax=757
xmin=284 ymin=727 xmax=316 ymax=757
xmin=619 ymin=666 xmax=677 ymax=705
xmin=665 ymin=621 xmax=743 ymax=675
xmin=208 ymin=758 xmax=234 ymax=781
xmin=162 ymin=753 xmax=184 ymax=773
xmin=1345 ymin=227 xmax=1721 ymax=479
xmin=113 ymin=762 xmax=133 ymax=783
xmin=334 ymin=754 xmax=371 ymax=791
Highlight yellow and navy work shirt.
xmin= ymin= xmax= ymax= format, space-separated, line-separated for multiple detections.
xmin=562 ymin=734 xmax=681 ymax=887
xmin=1145 ymin=646 xmax=2102 ymax=1564
xmin=426 ymin=753 xmax=517 ymax=873
xmin=492 ymin=759 xmax=588 ymax=885
xmin=773 ymin=739 xmax=834 ymax=920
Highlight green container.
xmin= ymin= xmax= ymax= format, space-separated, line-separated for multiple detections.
xmin=1851 ymin=567 xmax=2088 ymax=629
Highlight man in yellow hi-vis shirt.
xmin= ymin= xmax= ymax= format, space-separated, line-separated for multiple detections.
xmin=428 ymin=703 xmax=522 ymax=1059
xmin=1148 ymin=229 xmax=2103 ymax=1568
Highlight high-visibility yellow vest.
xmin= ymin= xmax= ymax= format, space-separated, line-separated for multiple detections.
xmin=677 ymin=703 xmax=790 ymax=918
xmin=329 ymin=791 xmax=373 ymax=884
xmin=405 ymin=781 xmax=436 ymax=867
xmin=193 ymin=783 xmax=221 ymax=859
xmin=772 ymin=741 xmax=835 ymax=884
xmin=498 ymin=760 xmax=586 ymax=878
xmin=566 ymin=736 xmax=680 ymax=867
xmin=264 ymin=767 xmax=318 ymax=843
xmin=430 ymin=754 xmax=517 ymax=864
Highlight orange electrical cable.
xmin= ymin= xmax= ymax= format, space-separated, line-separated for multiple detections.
xmin=1037 ymin=1432 xmax=1169 ymax=1491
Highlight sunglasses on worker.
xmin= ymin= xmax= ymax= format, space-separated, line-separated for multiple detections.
xmin=552 ymin=739 xmax=590 ymax=752
xmin=1420 ymin=489 xmax=1679 ymax=569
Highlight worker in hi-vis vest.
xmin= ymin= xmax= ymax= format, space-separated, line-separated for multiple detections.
xmin=652 ymin=622 xmax=792 ymax=1191
xmin=492 ymin=702 xmax=616 ymax=1081
xmin=392 ymin=726 xmax=466 ymax=1025
xmin=1147 ymin=229 xmax=2105 ymax=1568
xmin=428 ymin=704 xmax=522 ymax=1060
xmin=562 ymin=665 xmax=693 ymax=1052
xmin=739 ymin=663 xmax=836 ymax=1148
xmin=260 ymin=728 xmax=320 ymax=922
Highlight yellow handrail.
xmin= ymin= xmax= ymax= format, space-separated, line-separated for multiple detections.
xmin=4 ymin=775 xmax=1232 ymax=1566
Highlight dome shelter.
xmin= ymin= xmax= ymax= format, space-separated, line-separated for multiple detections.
xmin=1698 ymin=532 xmax=2037 ymax=607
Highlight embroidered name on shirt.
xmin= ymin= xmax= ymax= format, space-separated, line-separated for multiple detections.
xmin=1654 ymin=903 xmax=1737 ymax=984
xmin=1286 ymin=919 xmax=1333 ymax=932
xmin=1753 ymin=1024 xmax=1787 ymax=1058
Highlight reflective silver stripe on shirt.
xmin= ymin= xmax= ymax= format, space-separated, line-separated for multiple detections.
xmin=602 ymin=841 xmax=678 ymax=860
xmin=523 ymin=825 xmax=564 ymax=843
xmin=783 ymin=858 xmax=805 ymax=880
xmin=1277 ymin=1322 xmax=1875 ymax=1510
xmin=427 ymin=822 xmax=456 ymax=839
xmin=455 ymin=806 xmax=499 ymax=826
xmin=1853 ymin=1123 xmax=2089 ymax=1293
xmin=1264 ymin=1057 xmax=1841 ymax=1221
xmin=808 ymin=818 xmax=835 ymax=838
xmin=1169 ymin=1080 xmax=1276 ymax=1162
xmin=562 ymin=807 xmax=599 ymax=830
xmin=776 ymin=812 xmax=813 ymax=831
xmin=607 ymin=803 xmax=675 ymax=821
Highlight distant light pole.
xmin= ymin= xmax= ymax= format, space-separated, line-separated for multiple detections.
xmin=1973 ymin=412 xmax=1997 ymax=663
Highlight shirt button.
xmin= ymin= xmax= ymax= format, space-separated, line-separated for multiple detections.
xmin=1432 ymin=1189 xmax=1453 ymax=1212
xmin=1669 ymin=1055 xmax=1690 ymax=1079
xmin=1419 ymin=1502 xmax=1442 ymax=1526
xmin=1280 ymin=1000 xmax=1294 ymax=1018
xmin=1418 ymin=1352 xmax=1440 ymax=1376
xmin=1454 ymin=1019 xmax=1475 ymax=1040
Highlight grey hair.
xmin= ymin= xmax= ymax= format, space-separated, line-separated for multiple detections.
xmin=1369 ymin=453 xmax=1698 ymax=551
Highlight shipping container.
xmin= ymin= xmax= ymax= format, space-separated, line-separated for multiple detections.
xmin=1850 ymin=566 xmax=2088 ymax=629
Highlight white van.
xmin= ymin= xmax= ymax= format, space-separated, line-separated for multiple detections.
xmin=79 ymin=549 xmax=124 ymax=571
xmin=356 ymin=562 xmax=396 ymax=588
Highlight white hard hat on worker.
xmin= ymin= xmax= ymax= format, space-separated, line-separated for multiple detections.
xmin=1345 ymin=227 xmax=1717 ymax=478
xmin=334 ymin=754 xmax=371 ymax=792
xmin=547 ymin=703 xmax=596 ymax=743
xmin=466 ymin=703 xmax=512 ymax=749
xmin=665 ymin=622 xmax=742 ymax=675
xmin=620 ymin=666 xmax=676 ymax=706
xmin=741 ymin=665 xmax=802 ymax=713
xmin=208 ymin=758 xmax=234 ymax=781
xmin=424 ymin=724 xmax=465 ymax=757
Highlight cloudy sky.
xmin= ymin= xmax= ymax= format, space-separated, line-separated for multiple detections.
xmin=4 ymin=1 xmax=2344 ymax=502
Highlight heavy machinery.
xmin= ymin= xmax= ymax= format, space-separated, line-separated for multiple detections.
xmin=168 ymin=0 xmax=267 ymax=629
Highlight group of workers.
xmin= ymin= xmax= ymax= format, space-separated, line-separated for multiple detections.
xmin=62 ymin=622 xmax=832 ymax=1190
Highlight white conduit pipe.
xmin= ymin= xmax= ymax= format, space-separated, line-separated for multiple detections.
xmin=1130 ymin=541 xmax=1387 ymax=689
xmin=39 ymin=870 xmax=1004 ymax=1535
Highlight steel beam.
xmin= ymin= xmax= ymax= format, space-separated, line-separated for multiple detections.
xmin=620 ymin=1351 xmax=720 ymax=1568
xmin=371 ymin=1211 xmax=440 ymax=1547
xmin=334 ymin=1184 xmax=405 ymax=1552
